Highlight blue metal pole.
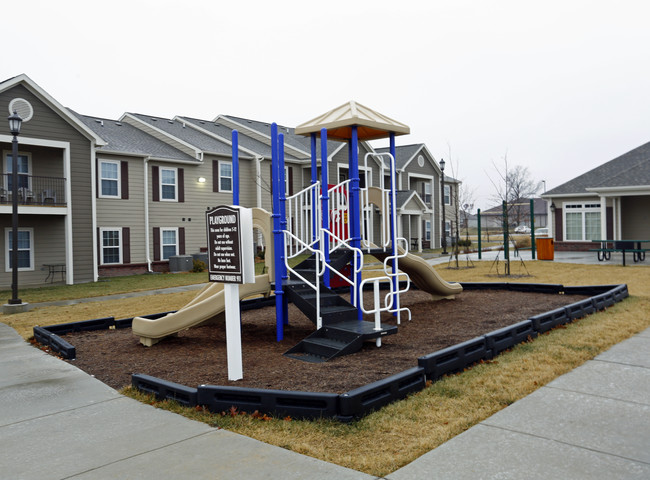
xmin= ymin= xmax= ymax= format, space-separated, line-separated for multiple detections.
xmin=232 ymin=130 xmax=239 ymax=206
xmin=389 ymin=133 xmax=398 ymax=313
xmin=349 ymin=126 xmax=362 ymax=319
xmin=271 ymin=123 xmax=284 ymax=341
xmin=279 ymin=133 xmax=289 ymax=326
xmin=311 ymin=133 xmax=318 ymax=244
xmin=321 ymin=128 xmax=330 ymax=288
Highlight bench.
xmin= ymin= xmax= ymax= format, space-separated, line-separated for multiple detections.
xmin=590 ymin=240 xmax=649 ymax=266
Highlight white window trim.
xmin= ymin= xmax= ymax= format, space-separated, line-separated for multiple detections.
xmin=424 ymin=220 xmax=432 ymax=241
xmin=99 ymin=227 xmax=122 ymax=265
xmin=160 ymin=167 xmax=178 ymax=202
xmin=444 ymin=184 xmax=451 ymax=205
xmin=161 ymin=227 xmax=178 ymax=260
xmin=3 ymin=150 xmax=32 ymax=191
xmin=218 ymin=161 xmax=233 ymax=193
xmin=562 ymin=202 xmax=602 ymax=242
xmin=99 ymin=159 xmax=121 ymax=198
xmin=5 ymin=227 xmax=34 ymax=272
xmin=285 ymin=166 xmax=290 ymax=196
xmin=337 ymin=164 xmax=372 ymax=187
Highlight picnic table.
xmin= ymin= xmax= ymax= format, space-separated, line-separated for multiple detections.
xmin=590 ymin=240 xmax=649 ymax=266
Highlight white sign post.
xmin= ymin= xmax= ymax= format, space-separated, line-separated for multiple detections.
xmin=206 ymin=205 xmax=254 ymax=381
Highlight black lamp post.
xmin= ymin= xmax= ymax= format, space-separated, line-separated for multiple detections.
xmin=8 ymin=110 xmax=22 ymax=305
xmin=440 ymin=158 xmax=447 ymax=254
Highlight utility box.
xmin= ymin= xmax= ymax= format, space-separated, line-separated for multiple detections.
xmin=536 ymin=238 xmax=554 ymax=261
xmin=169 ymin=255 xmax=193 ymax=272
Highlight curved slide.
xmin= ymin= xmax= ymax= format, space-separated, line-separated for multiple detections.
xmin=132 ymin=208 xmax=274 ymax=346
xmin=372 ymin=248 xmax=463 ymax=298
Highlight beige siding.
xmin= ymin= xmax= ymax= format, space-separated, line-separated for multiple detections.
xmin=621 ymin=196 xmax=650 ymax=239
xmin=97 ymin=155 xmax=146 ymax=263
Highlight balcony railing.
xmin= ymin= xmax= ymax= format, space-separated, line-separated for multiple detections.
xmin=0 ymin=175 xmax=66 ymax=207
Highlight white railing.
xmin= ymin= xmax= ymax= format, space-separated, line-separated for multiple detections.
xmin=283 ymin=230 xmax=325 ymax=328
xmin=382 ymin=236 xmax=412 ymax=324
xmin=286 ymin=182 xmax=321 ymax=258
xmin=327 ymin=180 xmax=351 ymax=251
xmin=321 ymin=228 xmax=364 ymax=306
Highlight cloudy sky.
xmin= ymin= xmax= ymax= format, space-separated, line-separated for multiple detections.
xmin=7 ymin=0 xmax=650 ymax=209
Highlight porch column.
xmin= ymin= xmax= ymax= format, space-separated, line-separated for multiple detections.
xmin=418 ymin=214 xmax=422 ymax=252
xmin=600 ymin=196 xmax=607 ymax=240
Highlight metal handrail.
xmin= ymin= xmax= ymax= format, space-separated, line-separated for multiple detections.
xmin=283 ymin=230 xmax=326 ymax=329
xmin=327 ymin=180 xmax=351 ymax=250
xmin=286 ymin=182 xmax=321 ymax=258
xmin=320 ymin=228 xmax=364 ymax=306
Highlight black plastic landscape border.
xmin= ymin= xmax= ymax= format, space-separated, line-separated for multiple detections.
xmin=35 ymin=282 xmax=628 ymax=421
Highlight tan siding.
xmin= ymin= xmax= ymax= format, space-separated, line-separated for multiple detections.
xmin=97 ymin=155 xmax=146 ymax=263
xmin=621 ymin=196 xmax=650 ymax=239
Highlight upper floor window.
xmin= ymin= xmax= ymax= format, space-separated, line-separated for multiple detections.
xmin=99 ymin=160 xmax=120 ymax=198
xmin=160 ymin=168 xmax=177 ymax=201
xmin=444 ymin=184 xmax=451 ymax=205
xmin=423 ymin=181 xmax=432 ymax=205
xmin=219 ymin=161 xmax=232 ymax=192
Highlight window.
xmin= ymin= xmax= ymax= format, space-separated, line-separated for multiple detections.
xmin=4 ymin=151 xmax=31 ymax=191
xmin=99 ymin=160 xmax=120 ymax=197
xmin=423 ymin=181 xmax=432 ymax=205
xmin=444 ymin=184 xmax=451 ymax=205
xmin=160 ymin=168 xmax=177 ymax=201
xmin=219 ymin=161 xmax=232 ymax=192
xmin=564 ymin=203 xmax=601 ymax=241
xmin=425 ymin=220 xmax=431 ymax=241
xmin=444 ymin=220 xmax=451 ymax=238
xmin=161 ymin=228 xmax=178 ymax=260
xmin=5 ymin=228 xmax=33 ymax=271
xmin=338 ymin=166 xmax=370 ymax=188
xmin=100 ymin=228 xmax=122 ymax=264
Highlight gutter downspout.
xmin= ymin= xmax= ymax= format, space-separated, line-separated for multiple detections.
xmin=144 ymin=158 xmax=152 ymax=272
xmin=255 ymin=155 xmax=263 ymax=208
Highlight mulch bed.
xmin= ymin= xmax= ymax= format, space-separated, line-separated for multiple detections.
xmin=62 ymin=289 xmax=587 ymax=394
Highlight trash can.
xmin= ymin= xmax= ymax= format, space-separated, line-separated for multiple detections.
xmin=536 ymin=237 xmax=554 ymax=260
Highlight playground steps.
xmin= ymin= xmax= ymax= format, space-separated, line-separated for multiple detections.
xmin=283 ymin=250 xmax=398 ymax=363
xmin=284 ymin=321 xmax=398 ymax=363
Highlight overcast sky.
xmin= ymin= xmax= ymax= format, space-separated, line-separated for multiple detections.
xmin=7 ymin=0 xmax=650 ymax=210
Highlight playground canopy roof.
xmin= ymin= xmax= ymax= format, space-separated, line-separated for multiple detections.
xmin=294 ymin=101 xmax=410 ymax=141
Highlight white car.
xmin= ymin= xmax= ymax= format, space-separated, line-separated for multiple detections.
xmin=514 ymin=225 xmax=531 ymax=234
xmin=535 ymin=228 xmax=549 ymax=237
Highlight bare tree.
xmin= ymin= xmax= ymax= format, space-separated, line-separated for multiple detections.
xmin=486 ymin=154 xmax=542 ymax=275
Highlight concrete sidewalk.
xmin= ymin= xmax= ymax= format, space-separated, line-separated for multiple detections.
xmin=1 ymin=321 xmax=648 ymax=479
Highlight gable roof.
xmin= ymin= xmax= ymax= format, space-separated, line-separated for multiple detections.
xmin=375 ymin=143 xmax=441 ymax=171
xmin=294 ymin=101 xmax=410 ymax=141
xmin=0 ymin=74 xmax=106 ymax=146
xmin=545 ymin=141 xmax=650 ymax=196
xmin=73 ymin=112 xmax=197 ymax=162
xmin=482 ymin=197 xmax=547 ymax=215
xmin=394 ymin=190 xmax=429 ymax=211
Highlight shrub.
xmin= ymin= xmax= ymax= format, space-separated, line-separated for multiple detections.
xmin=192 ymin=259 xmax=206 ymax=272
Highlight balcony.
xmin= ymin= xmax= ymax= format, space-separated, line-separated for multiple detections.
xmin=0 ymin=175 xmax=66 ymax=207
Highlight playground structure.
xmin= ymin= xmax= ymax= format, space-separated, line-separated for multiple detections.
xmin=132 ymin=102 xmax=462 ymax=362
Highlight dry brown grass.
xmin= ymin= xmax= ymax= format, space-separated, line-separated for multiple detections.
xmin=4 ymin=259 xmax=650 ymax=476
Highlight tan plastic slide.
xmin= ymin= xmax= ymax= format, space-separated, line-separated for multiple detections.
xmin=371 ymin=248 xmax=463 ymax=299
xmin=363 ymin=186 xmax=462 ymax=298
xmin=132 ymin=208 xmax=274 ymax=346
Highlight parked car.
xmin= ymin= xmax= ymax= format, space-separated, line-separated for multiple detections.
xmin=514 ymin=225 xmax=531 ymax=234
xmin=535 ymin=227 xmax=549 ymax=237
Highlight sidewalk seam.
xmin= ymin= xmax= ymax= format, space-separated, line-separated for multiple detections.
xmin=478 ymin=422 xmax=650 ymax=466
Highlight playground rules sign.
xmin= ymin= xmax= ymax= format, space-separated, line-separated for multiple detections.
xmin=206 ymin=205 xmax=254 ymax=284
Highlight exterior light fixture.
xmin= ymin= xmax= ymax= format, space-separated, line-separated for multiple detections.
xmin=197 ymin=177 xmax=206 ymax=183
